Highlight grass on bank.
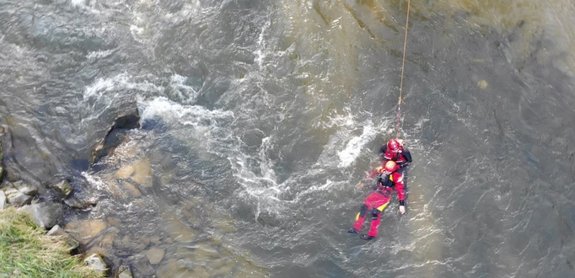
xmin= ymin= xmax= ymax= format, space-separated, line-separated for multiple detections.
xmin=0 ymin=208 xmax=102 ymax=278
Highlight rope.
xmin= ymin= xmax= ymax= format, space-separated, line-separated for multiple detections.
xmin=395 ymin=0 xmax=411 ymax=138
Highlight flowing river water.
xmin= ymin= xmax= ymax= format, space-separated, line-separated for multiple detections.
xmin=1 ymin=0 xmax=575 ymax=277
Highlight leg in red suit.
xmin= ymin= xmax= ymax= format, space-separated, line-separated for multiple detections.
xmin=349 ymin=190 xmax=390 ymax=240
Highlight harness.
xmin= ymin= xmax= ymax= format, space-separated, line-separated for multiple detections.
xmin=375 ymin=173 xmax=395 ymax=195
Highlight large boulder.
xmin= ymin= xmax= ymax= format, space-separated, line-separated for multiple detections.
xmin=91 ymin=111 xmax=140 ymax=164
xmin=3 ymin=181 xmax=38 ymax=207
xmin=4 ymin=187 xmax=33 ymax=207
xmin=47 ymin=225 xmax=80 ymax=251
xmin=0 ymin=125 xmax=50 ymax=188
xmin=18 ymin=201 xmax=63 ymax=229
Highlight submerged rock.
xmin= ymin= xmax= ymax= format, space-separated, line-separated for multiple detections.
xmin=117 ymin=264 xmax=134 ymax=278
xmin=145 ymin=247 xmax=165 ymax=265
xmin=65 ymin=219 xmax=108 ymax=244
xmin=122 ymin=182 xmax=142 ymax=198
xmin=115 ymin=159 xmax=152 ymax=188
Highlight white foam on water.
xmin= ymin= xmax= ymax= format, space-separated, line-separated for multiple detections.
xmin=296 ymin=179 xmax=337 ymax=198
xmin=168 ymin=74 xmax=199 ymax=103
xmin=86 ymin=49 xmax=114 ymax=60
xmin=83 ymin=72 xmax=161 ymax=100
xmin=139 ymin=97 xmax=287 ymax=216
xmin=69 ymin=0 xmax=104 ymax=14
xmin=139 ymin=89 xmax=284 ymax=214
xmin=70 ymin=0 xmax=86 ymax=7
xmin=139 ymin=96 xmax=237 ymax=163
xmin=312 ymin=108 xmax=391 ymax=170
xmin=140 ymin=96 xmax=233 ymax=131
xmin=337 ymin=123 xmax=379 ymax=168
xmin=228 ymin=135 xmax=285 ymax=215
xmin=81 ymin=171 xmax=107 ymax=191
xmin=129 ymin=24 xmax=146 ymax=44
xmin=254 ymin=19 xmax=271 ymax=69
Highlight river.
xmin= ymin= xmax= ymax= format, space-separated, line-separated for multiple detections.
xmin=1 ymin=0 xmax=574 ymax=277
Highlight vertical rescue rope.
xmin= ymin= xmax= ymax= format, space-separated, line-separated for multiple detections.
xmin=396 ymin=0 xmax=411 ymax=138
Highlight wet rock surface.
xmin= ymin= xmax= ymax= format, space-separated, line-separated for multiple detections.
xmin=18 ymin=202 xmax=63 ymax=229
xmin=49 ymin=180 xmax=73 ymax=198
xmin=91 ymin=111 xmax=141 ymax=164
xmin=145 ymin=247 xmax=166 ymax=265
xmin=47 ymin=224 xmax=80 ymax=251
xmin=3 ymin=182 xmax=37 ymax=207
xmin=64 ymin=219 xmax=108 ymax=244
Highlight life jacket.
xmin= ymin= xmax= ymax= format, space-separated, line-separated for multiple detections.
xmin=376 ymin=171 xmax=403 ymax=191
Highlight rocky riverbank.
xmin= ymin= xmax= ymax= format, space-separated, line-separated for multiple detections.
xmin=0 ymin=108 xmax=140 ymax=278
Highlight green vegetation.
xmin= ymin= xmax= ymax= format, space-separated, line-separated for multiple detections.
xmin=0 ymin=208 xmax=101 ymax=278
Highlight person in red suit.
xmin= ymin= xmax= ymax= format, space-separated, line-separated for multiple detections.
xmin=379 ymin=138 xmax=412 ymax=189
xmin=348 ymin=160 xmax=406 ymax=240
xmin=379 ymin=138 xmax=412 ymax=169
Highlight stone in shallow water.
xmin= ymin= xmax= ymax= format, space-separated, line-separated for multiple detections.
xmin=121 ymin=181 xmax=142 ymax=198
xmin=156 ymin=258 xmax=196 ymax=277
xmin=3 ymin=181 xmax=38 ymax=207
xmin=162 ymin=213 xmax=196 ymax=242
xmin=116 ymin=165 xmax=135 ymax=179
xmin=65 ymin=219 xmax=108 ymax=244
xmin=130 ymin=254 xmax=156 ymax=277
xmin=118 ymin=264 xmax=133 ymax=278
xmin=114 ymin=159 xmax=152 ymax=187
xmin=130 ymin=159 xmax=152 ymax=187
xmin=115 ymin=235 xmax=150 ymax=254
xmin=145 ymin=247 xmax=166 ymax=265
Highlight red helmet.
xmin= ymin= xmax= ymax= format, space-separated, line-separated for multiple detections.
xmin=387 ymin=138 xmax=403 ymax=152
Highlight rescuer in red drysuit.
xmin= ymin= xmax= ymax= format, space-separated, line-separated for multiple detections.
xmin=348 ymin=160 xmax=406 ymax=240
xmin=379 ymin=138 xmax=412 ymax=190
xmin=379 ymin=138 xmax=412 ymax=169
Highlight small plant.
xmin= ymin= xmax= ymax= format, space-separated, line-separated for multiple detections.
xmin=0 ymin=208 xmax=101 ymax=278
